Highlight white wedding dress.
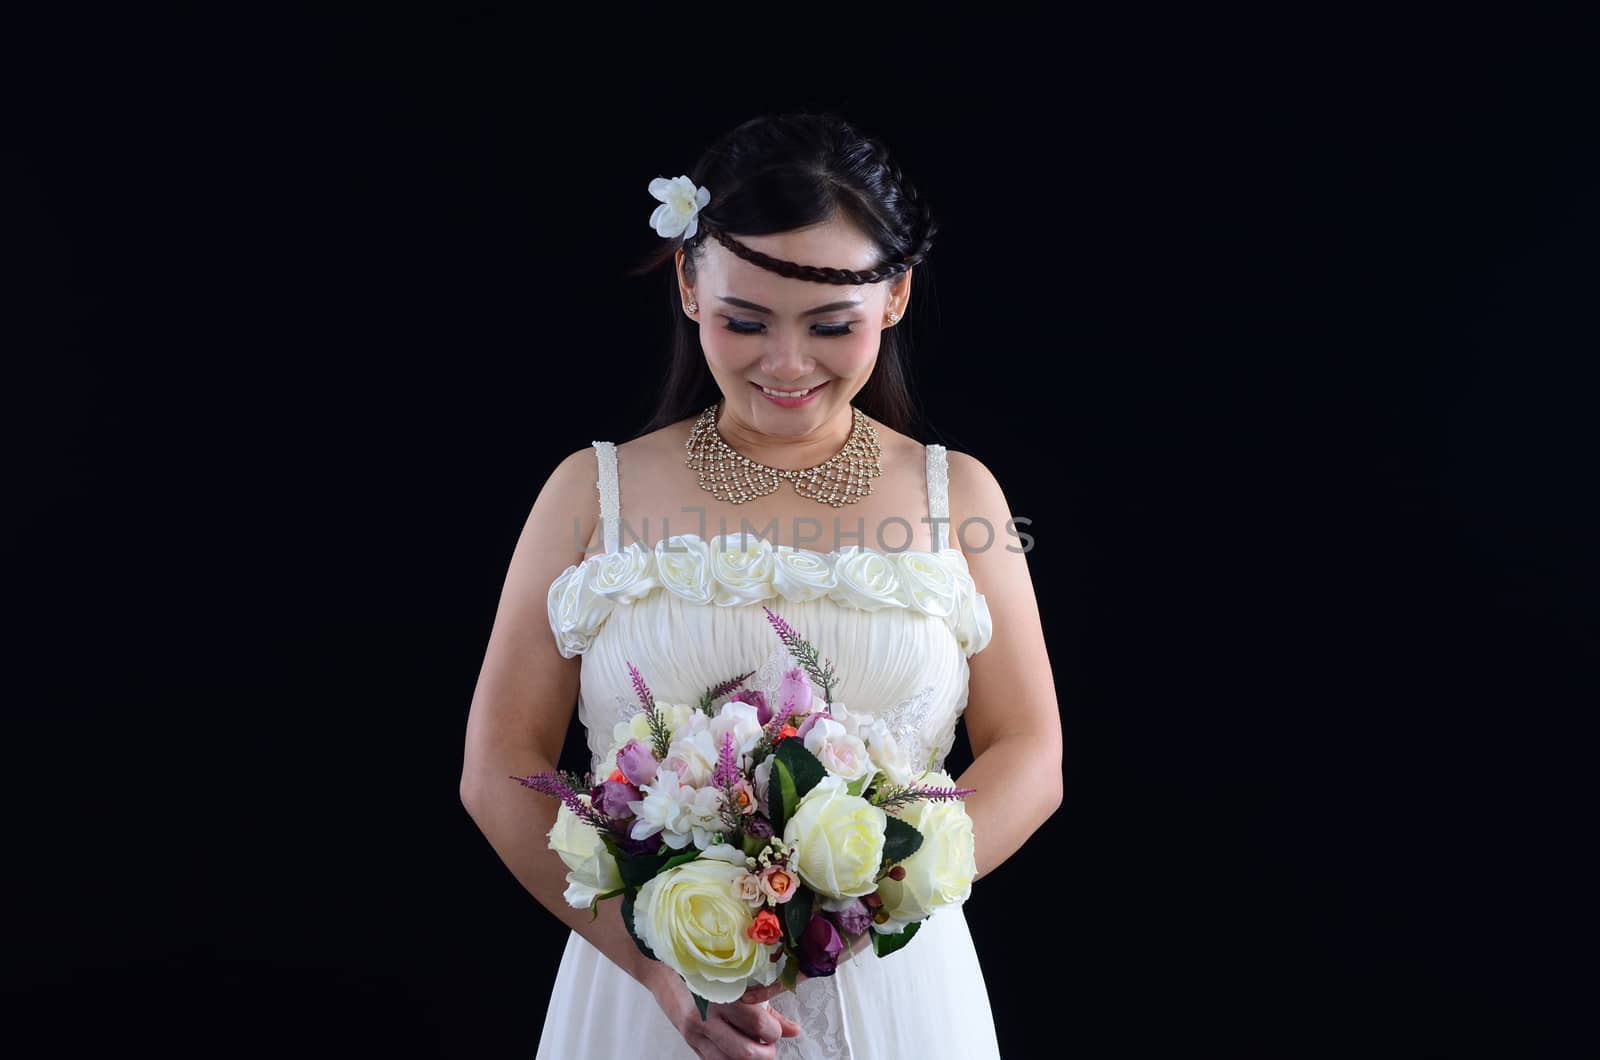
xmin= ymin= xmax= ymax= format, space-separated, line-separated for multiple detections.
xmin=536 ymin=440 xmax=1002 ymax=1059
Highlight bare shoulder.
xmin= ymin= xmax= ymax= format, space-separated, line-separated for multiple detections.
xmin=944 ymin=450 xmax=1011 ymax=543
xmin=943 ymin=448 xmax=1033 ymax=590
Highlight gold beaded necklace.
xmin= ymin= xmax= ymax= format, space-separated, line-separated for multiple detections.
xmin=685 ymin=399 xmax=883 ymax=506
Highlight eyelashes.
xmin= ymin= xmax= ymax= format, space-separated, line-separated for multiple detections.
xmin=723 ymin=319 xmax=855 ymax=337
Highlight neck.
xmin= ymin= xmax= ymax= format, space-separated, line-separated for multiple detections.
xmin=712 ymin=399 xmax=856 ymax=470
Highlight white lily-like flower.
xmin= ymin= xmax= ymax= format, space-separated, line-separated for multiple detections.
xmin=648 ymin=175 xmax=710 ymax=240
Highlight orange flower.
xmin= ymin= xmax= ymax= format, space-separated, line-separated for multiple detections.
xmin=747 ymin=909 xmax=784 ymax=944
xmin=774 ymin=725 xmax=799 ymax=744
xmin=607 ymin=768 xmax=627 ymax=783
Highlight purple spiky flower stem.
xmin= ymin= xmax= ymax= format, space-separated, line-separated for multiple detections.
xmin=871 ymin=782 xmax=979 ymax=813
xmin=713 ymin=731 xmax=744 ymax=835
xmin=698 ymin=670 xmax=756 ymax=715
xmin=627 ymin=660 xmax=672 ymax=759
xmin=761 ymin=606 xmax=838 ymax=704
xmin=511 ymin=771 xmax=626 ymax=835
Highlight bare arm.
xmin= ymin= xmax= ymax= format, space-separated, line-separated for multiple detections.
xmin=945 ymin=451 xmax=1065 ymax=881
xmin=459 ymin=447 xmax=677 ymax=998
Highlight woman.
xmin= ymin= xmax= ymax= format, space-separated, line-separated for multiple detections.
xmin=461 ymin=111 xmax=1062 ymax=1059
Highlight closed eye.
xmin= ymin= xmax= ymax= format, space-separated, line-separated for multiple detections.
xmin=724 ymin=318 xmax=854 ymax=337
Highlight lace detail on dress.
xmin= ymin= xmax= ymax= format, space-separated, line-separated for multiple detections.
xmin=592 ymin=440 xmax=620 ymax=554
xmin=881 ymin=684 xmax=940 ymax=761
xmin=769 ymin=970 xmax=854 ymax=1059
xmin=925 ymin=443 xmax=951 ymax=552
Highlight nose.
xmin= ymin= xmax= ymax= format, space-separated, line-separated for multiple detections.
xmin=760 ymin=337 xmax=814 ymax=384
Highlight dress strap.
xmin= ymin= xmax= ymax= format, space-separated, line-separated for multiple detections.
xmin=924 ymin=443 xmax=951 ymax=552
xmin=592 ymin=440 xmax=620 ymax=554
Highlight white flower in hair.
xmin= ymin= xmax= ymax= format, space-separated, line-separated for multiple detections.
xmin=648 ymin=176 xmax=710 ymax=240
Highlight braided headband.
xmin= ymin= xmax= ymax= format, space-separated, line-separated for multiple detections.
xmin=647 ymin=175 xmax=921 ymax=286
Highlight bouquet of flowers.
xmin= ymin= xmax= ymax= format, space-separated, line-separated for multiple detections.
xmin=514 ymin=606 xmax=978 ymax=1018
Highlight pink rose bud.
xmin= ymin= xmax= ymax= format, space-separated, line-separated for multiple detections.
xmin=616 ymin=738 xmax=658 ymax=786
xmin=888 ymin=865 xmax=906 ymax=881
xmin=778 ymin=667 xmax=812 ymax=721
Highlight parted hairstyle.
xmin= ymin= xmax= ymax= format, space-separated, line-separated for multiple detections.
xmin=627 ymin=111 xmax=939 ymax=438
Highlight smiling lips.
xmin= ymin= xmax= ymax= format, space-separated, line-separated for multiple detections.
xmin=752 ymin=380 xmax=828 ymax=407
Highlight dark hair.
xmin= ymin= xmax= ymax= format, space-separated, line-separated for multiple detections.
xmin=625 ymin=111 xmax=939 ymax=439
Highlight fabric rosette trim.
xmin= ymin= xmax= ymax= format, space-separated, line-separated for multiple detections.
xmin=547 ymin=532 xmax=993 ymax=660
xmin=514 ymin=606 xmax=980 ymax=1019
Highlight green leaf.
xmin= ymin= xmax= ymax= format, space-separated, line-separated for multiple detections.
xmin=846 ymin=769 xmax=877 ymax=798
xmin=881 ymin=815 xmax=923 ymax=866
xmin=741 ymin=830 xmax=768 ymax=858
xmin=589 ymin=886 xmax=627 ymax=919
xmin=617 ymin=849 xmax=671 ymax=889
xmin=771 ymin=758 xmax=799 ymax=836
xmin=779 ymin=954 xmax=800 ymax=991
xmin=620 ymin=890 xmax=656 ymax=961
xmin=659 ymin=850 xmax=701 ymax=873
xmin=774 ymin=739 xmax=827 ymax=800
xmin=693 ymin=993 xmax=710 ymax=1021
xmin=870 ymin=918 xmax=921 ymax=959
xmin=782 ymin=884 xmax=814 ymax=948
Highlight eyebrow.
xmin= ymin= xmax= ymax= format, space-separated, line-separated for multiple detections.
xmin=716 ymin=296 xmax=864 ymax=317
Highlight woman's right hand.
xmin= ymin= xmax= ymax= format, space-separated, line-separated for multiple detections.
xmin=649 ymin=967 xmax=804 ymax=1059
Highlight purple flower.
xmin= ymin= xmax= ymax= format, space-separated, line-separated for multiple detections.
xmin=594 ymin=779 xmax=641 ymax=819
xmin=731 ymin=688 xmax=770 ymax=725
xmin=826 ymin=898 xmax=873 ymax=937
xmin=745 ymin=815 xmax=774 ymax=840
xmin=797 ymin=913 xmax=845 ymax=978
xmin=617 ymin=831 xmax=663 ymax=857
xmin=616 ymin=738 xmax=658 ymax=786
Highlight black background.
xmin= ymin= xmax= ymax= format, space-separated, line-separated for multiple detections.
xmin=7 ymin=11 xmax=1595 ymax=1057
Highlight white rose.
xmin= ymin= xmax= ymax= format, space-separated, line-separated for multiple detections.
xmin=770 ymin=546 xmax=838 ymax=601
xmin=707 ymin=533 xmax=777 ymax=605
xmin=871 ymin=771 xmax=976 ymax=933
xmin=893 ymin=551 xmax=960 ymax=619
xmin=827 ymin=547 xmax=909 ymax=610
xmin=546 ymin=562 xmax=613 ymax=658
xmin=858 ymin=718 xmax=916 ymax=787
xmin=632 ymin=844 xmax=783 ymax=1003
xmin=589 ymin=545 xmax=659 ymax=604
xmin=781 ymin=775 xmax=886 ymax=899
xmin=710 ymin=700 xmax=765 ymax=759
xmin=654 ymin=534 xmax=714 ymax=605
xmin=546 ymin=797 xmax=623 ymax=909
xmin=950 ymin=566 xmax=994 ymax=655
xmin=803 ymin=716 xmax=874 ymax=783
xmin=662 ymin=726 xmax=720 ymax=790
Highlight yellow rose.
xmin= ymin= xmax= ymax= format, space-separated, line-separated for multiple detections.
xmin=546 ymin=797 xmax=622 ymax=909
xmin=782 ymin=775 xmax=887 ymax=899
xmin=632 ymin=845 xmax=783 ymax=1003
xmin=872 ymin=772 xmax=976 ymax=932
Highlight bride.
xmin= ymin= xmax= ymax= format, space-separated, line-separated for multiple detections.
xmin=461 ymin=111 xmax=1063 ymax=1059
